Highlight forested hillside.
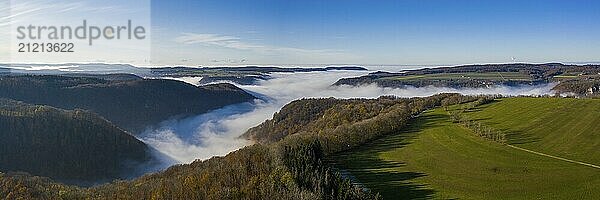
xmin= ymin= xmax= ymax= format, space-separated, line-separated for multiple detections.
xmin=0 ymin=75 xmax=256 ymax=133
xmin=334 ymin=63 xmax=600 ymax=90
xmin=243 ymin=94 xmax=479 ymax=149
xmin=0 ymin=99 xmax=151 ymax=184
xmin=0 ymin=94 xmax=477 ymax=199
xmin=553 ymin=79 xmax=600 ymax=97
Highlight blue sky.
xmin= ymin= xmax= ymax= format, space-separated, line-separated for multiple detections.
xmin=1 ymin=0 xmax=598 ymax=66
xmin=2 ymin=0 xmax=151 ymax=64
xmin=149 ymin=0 xmax=600 ymax=65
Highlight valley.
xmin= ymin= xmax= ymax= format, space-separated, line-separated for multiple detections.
xmin=0 ymin=64 xmax=598 ymax=199
xmin=0 ymin=75 xmax=256 ymax=134
xmin=2 ymin=1 xmax=598 ymax=199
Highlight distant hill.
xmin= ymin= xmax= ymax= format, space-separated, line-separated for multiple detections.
xmin=152 ymin=65 xmax=367 ymax=74
xmin=0 ymin=67 xmax=9 ymax=74
xmin=200 ymin=66 xmax=367 ymax=73
xmin=152 ymin=66 xmax=368 ymax=85
xmin=0 ymin=75 xmax=256 ymax=133
xmin=333 ymin=63 xmax=600 ymax=91
xmin=553 ymin=79 xmax=600 ymax=97
xmin=0 ymin=99 xmax=151 ymax=184
xmin=59 ymin=73 xmax=143 ymax=81
xmin=2 ymin=63 xmax=150 ymax=75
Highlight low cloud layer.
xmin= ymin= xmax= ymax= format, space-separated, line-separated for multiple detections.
xmin=140 ymin=101 xmax=262 ymax=163
xmin=141 ymin=70 xmax=556 ymax=166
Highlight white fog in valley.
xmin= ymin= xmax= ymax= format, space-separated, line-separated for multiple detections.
xmin=141 ymin=70 xmax=557 ymax=166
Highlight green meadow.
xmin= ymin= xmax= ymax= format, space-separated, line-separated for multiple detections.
xmin=331 ymin=98 xmax=600 ymax=199
xmin=464 ymin=97 xmax=600 ymax=164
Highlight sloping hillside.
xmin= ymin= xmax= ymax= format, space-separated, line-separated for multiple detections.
xmin=0 ymin=99 xmax=151 ymax=184
xmin=464 ymin=97 xmax=600 ymax=164
xmin=0 ymin=94 xmax=475 ymax=199
xmin=331 ymin=98 xmax=600 ymax=199
xmin=0 ymin=75 xmax=256 ymax=133
xmin=333 ymin=63 xmax=600 ymax=90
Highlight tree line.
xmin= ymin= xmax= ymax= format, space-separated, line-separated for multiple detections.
xmin=447 ymin=96 xmax=507 ymax=144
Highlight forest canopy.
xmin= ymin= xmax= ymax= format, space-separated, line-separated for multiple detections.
xmin=0 ymin=93 xmax=485 ymax=199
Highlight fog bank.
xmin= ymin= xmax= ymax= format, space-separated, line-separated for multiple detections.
xmin=142 ymin=70 xmax=556 ymax=166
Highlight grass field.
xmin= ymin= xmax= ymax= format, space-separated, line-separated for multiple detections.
xmin=464 ymin=98 xmax=600 ymax=164
xmin=330 ymin=98 xmax=600 ymax=199
xmin=382 ymin=72 xmax=532 ymax=81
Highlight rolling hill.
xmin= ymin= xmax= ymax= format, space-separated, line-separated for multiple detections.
xmin=331 ymin=97 xmax=600 ymax=199
xmin=463 ymin=97 xmax=600 ymax=165
xmin=0 ymin=75 xmax=256 ymax=133
xmin=0 ymin=99 xmax=152 ymax=185
xmin=333 ymin=63 xmax=600 ymax=96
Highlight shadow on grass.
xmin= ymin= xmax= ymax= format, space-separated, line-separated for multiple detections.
xmin=464 ymin=118 xmax=541 ymax=144
xmin=503 ymin=130 xmax=540 ymax=145
xmin=467 ymin=117 xmax=541 ymax=145
xmin=327 ymin=113 xmax=445 ymax=199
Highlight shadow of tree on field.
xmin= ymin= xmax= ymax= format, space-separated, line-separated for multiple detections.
xmin=327 ymin=113 xmax=445 ymax=199
xmin=502 ymin=129 xmax=540 ymax=145
xmin=467 ymin=116 xmax=541 ymax=145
